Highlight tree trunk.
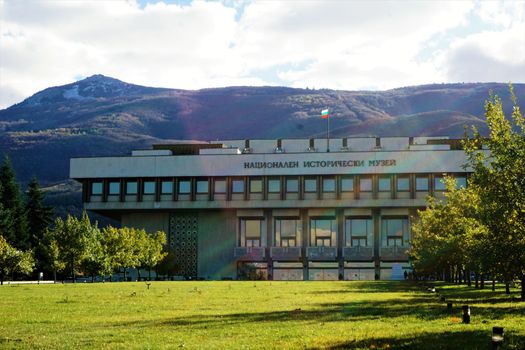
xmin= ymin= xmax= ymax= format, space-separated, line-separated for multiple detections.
xmin=467 ymin=270 xmax=471 ymax=287
xmin=505 ymin=281 xmax=510 ymax=295
xmin=148 ymin=268 xmax=152 ymax=281
xmin=475 ymin=273 xmax=479 ymax=289
xmin=123 ymin=268 xmax=127 ymax=282
xmin=480 ymin=274 xmax=485 ymax=289
xmin=137 ymin=268 xmax=141 ymax=281
xmin=53 ymin=269 xmax=57 ymax=284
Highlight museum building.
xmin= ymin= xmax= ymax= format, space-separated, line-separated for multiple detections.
xmin=70 ymin=136 xmax=470 ymax=281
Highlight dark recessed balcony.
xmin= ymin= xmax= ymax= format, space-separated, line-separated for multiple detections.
xmin=343 ymin=246 xmax=374 ymax=261
xmin=234 ymin=247 xmax=266 ymax=261
xmin=270 ymin=247 xmax=302 ymax=261
xmin=307 ymin=246 xmax=337 ymax=261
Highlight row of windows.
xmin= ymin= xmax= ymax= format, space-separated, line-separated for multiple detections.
xmin=90 ymin=175 xmax=467 ymax=196
xmin=239 ymin=217 xmax=409 ymax=248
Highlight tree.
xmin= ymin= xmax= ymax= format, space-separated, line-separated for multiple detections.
xmin=100 ymin=226 xmax=139 ymax=281
xmin=50 ymin=212 xmax=92 ymax=282
xmin=464 ymin=87 xmax=525 ymax=299
xmin=0 ymin=157 xmax=28 ymax=249
xmin=139 ymin=230 xmax=167 ymax=280
xmin=0 ymin=234 xmax=35 ymax=285
xmin=410 ymin=178 xmax=486 ymax=282
xmin=41 ymin=228 xmax=65 ymax=283
xmin=80 ymin=222 xmax=106 ymax=282
xmin=25 ymin=177 xmax=54 ymax=274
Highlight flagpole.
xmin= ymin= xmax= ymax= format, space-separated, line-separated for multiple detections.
xmin=327 ymin=109 xmax=330 ymax=152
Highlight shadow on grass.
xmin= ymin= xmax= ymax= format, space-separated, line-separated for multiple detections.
xmin=320 ymin=330 xmax=525 ymax=350
xmin=308 ymin=281 xmax=423 ymax=295
xmin=114 ymin=297 xmax=508 ymax=330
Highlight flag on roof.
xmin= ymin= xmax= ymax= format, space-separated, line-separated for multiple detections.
xmin=321 ymin=109 xmax=329 ymax=119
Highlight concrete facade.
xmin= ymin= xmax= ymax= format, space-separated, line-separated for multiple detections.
xmin=70 ymin=136 xmax=474 ymax=281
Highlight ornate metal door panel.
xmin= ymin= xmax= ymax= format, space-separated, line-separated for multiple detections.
xmin=169 ymin=213 xmax=198 ymax=278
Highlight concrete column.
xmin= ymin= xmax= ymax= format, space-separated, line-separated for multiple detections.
xmin=209 ymin=177 xmax=214 ymax=201
xmin=155 ymin=178 xmax=161 ymax=202
xmin=392 ymin=174 xmax=397 ymax=199
xmin=354 ymin=175 xmax=360 ymax=199
xmin=373 ymin=208 xmax=381 ymax=280
xmin=190 ymin=178 xmax=196 ymax=201
xmin=266 ymin=209 xmax=273 ymax=280
xmin=102 ymin=179 xmax=108 ymax=202
xmin=119 ymin=179 xmax=125 ymax=202
xmin=137 ymin=178 xmax=143 ymax=202
xmin=301 ymin=209 xmax=309 ymax=280
xmin=337 ymin=208 xmax=344 ymax=280
xmin=83 ymin=179 xmax=90 ymax=203
xmin=410 ymin=174 xmax=416 ymax=199
xmin=172 ymin=178 xmax=178 ymax=201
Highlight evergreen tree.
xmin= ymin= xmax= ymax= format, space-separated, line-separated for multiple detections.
xmin=0 ymin=156 xmax=28 ymax=249
xmin=25 ymin=177 xmax=53 ymax=273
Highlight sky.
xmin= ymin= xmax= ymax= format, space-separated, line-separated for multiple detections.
xmin=0 ymin=0 xmax=524 ymax=109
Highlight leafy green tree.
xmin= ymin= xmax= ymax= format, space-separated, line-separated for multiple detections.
xmin=0 ymin=157 xmax=28 ymax=249
xmin=50 ymin=212 xmax=93 ymax=282
xmin=41 ymin=228 xmax=65 ymax=283
xmin=410 ymin=178 xmax=485 ymax=282
xmin=101 ymin=226 xmax=139 ymax=281
xmin=80 ymin=223 xmax=106 ymax=282
xmin=0 ymin=234 xmax=35 ymax=285
xmin=139 ymin=230 xmax=167 ymax=280
xmin=25 ymin=177 xmax=54 ymax=274
xmin=464 ymin=87 xmax=525 ymax=299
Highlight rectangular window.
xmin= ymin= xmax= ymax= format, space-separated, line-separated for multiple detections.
xmin=381 ymin=217 xmax=409 ymax=247
xmin=304 ymin=178 xmax=317 ymax=193
xmin=310 ymin=218 xmax=336 ymax=247
xmin=108 ymin=182 xmax=120 ymax=195
xmin=378 ymin=176 xmax=391 ymax=191
xmin=214 ymin=179 xmax=226 ymax=194
xmin=323 ymin=177 xmax=336 ymax=192
xmin=274 ymin=218 xmax=301 ymax=247
xmin=286 ymin=178 xmax=299 ymax=193
xmin=232 ymin=179 xmax=244 ymax=193
xmin=126 ymin=181 xmax=137 ymax=195
xmin=341 ymin=177 xmax=354 ymax=192
xmin=434 ymin=176 xmax=446 ymax=191
xmin=91 ymin=182 xmax=103 ymax=195
xmin=143 ymin=181 xmax=155 ymax=195
xmin=178 ymin=180 xmax=191 ymax=194
xmin=268 ymin=178 xmax=281 ymax=193
xmin=360 ymin=177 xmax=372 ymax=192
xmin=196 ymin=180 xmax=209 ymax=194
xmin=416 ymin=176 xmax=429 ymax=191
xmin=345 ymin=218 xmax=372 ymax=247
xmin=397 ymin=176 xmax=410 ymax=191
xmin=161 ymin=181 xmax=173 ymax=194
xmin=455 ymin=176 xmax=467 ymax=189
xmin=240 ymin=218 xmax=263 ymax=247
xmin=250 ymin=179 xmax=262 ymax=193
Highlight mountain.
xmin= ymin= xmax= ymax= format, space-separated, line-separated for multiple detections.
xmin=1 ymin=75 xmax=524 ymax=189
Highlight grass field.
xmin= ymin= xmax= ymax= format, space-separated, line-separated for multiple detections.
xmin=0 ymin=281 xmax=524 ymax=349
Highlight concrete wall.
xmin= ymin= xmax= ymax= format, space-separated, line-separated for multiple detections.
xmin=121 ymin=212 xmax=169 ymax=233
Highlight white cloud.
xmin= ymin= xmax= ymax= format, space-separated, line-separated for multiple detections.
xmin=0 ymin=0 xmax=524 ymax=108
xmin=441 ymin=23 xmax=525 ymax=82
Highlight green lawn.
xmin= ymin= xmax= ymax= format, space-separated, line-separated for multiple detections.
xmin=0 ymin=281 xmax=523 ymax=349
